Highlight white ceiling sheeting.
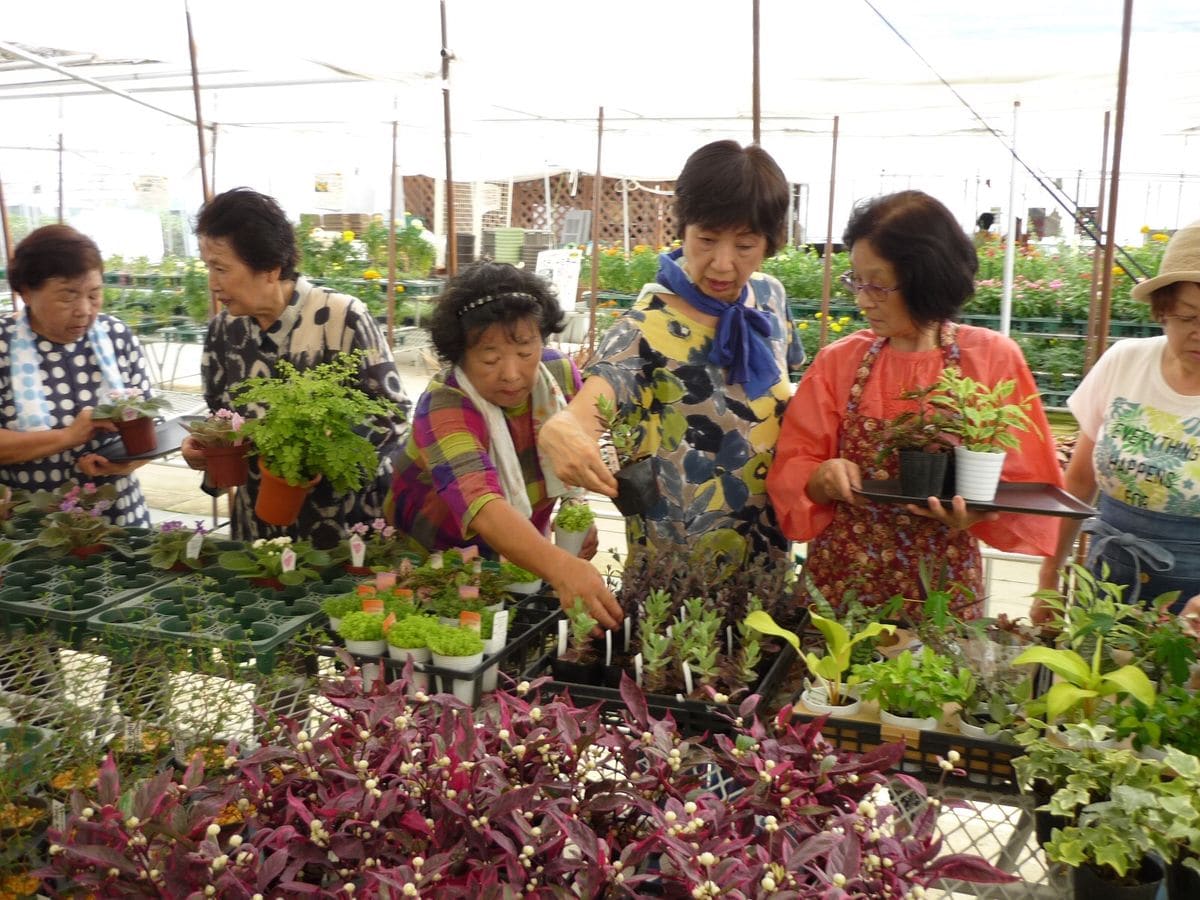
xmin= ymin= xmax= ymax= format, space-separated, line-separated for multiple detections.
xmin=3 ymin=0 xmax=1200 ymax=244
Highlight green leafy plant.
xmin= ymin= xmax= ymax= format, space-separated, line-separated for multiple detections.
xmin=426 ymin=624 xmax=485 ymax=657
xmin=233 ymin=351 xmax=398 ymax=491
xmin=677 ymin=596 xmax=723 ymax=688
xmin=386 ymin=614 xmax=438 ymax=649
xmin=183 ymin=409 xmax=248 ymax=447
xmin=874 ymin=381 xmax=958 ymax=463
xmin=1013 ymin=641 xmax=1155 ymax=724
xmin=338 ymin=610 xmax=386 ymax=641
xmin=925 ymin=368 xmax=1037 ymax=452
xmin=499 ymin=561 xmax=537 ymax=584
xmin=321 ymin=593 xmax=363 ymax=620
xmin=852 ymin=649 xmax=975 ymax=720
xmin=216 ymin=536 xmax=330 ymax=585
xmin=735 ymin=595 xmax=765 ymax=686
xmin=1115 ymin=683 xmax=1200 ymax=756
xmin=27 ymin=481 xmax=126 ymax=552
xmin=562 ymin=597 xmax=598 ymax=664
xmin=144 ymin=520 xmax=219 ymax=570
xmin=554 ymin=501 xmax=595 ymax=533
xmin=92 ymin=388 xmax=171 ymax=422
xmin=595 ymin=393 xmax=644 ymax=468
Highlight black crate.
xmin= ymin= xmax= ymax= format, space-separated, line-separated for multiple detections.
xmin=522 ymin=639 xmax=798 ymax=737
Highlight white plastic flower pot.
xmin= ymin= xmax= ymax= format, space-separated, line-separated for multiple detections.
xmin=344 ymin=638 xmax=386 ymax=657
xmin=799 ymin=684 xmax=861 ymax=717
xmin=879 ymin=709 xmax=939 ymax=731
xmin=387 ymin=645 xmax=431 ymax=692
xmin=431 ymin=651 xmax=484 ymax=704
xmin=505 ymin=579 xmax=543 ymax=596
xmin=328 ymin=616 xmax=341 ymax=633
xmin=554 ymin=526 xmax=588 ymax=557
xmin=954 ymin=446 xmax=1006 ymax=502
xmin=480 ymin=618 xmax=510 ymax=692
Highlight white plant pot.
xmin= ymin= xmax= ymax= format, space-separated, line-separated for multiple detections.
xmin=328 ymin=616 xmax=341 ymax=632
xmin=554 ymin=526 xmax=588 ymax=557
xmin=799 ymin=685 xmax=861 ymax=717
xmin=479 ymin=617 xmax=511 ymax=692
xmin=344 ymin=638 xmax=386 ymax=656
xmin=954 ymin=446 xmax=1006 ymax=502
xmin=506 ymin=579 xmax=543 ymax=596
xmin=879 ymin=709 xmax=939 ymax=731
xmin=431 ymin=650 xmax=484 ymax=704
xmin=387 ymin=645 xmax=431 ymax=692
xmin=956 ymin=716 xmax=991 ymax=740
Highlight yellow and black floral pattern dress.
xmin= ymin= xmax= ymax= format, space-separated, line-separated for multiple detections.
xmin=585 ymin=272 xmax=797 ymax=564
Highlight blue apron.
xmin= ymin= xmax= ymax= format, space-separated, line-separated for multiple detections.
xmin=1085 ymin=493 xmax=1200 ymax=612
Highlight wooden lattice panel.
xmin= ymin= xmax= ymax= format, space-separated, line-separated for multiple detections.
xmin=403 ymin=175 xmax=435 ymax=224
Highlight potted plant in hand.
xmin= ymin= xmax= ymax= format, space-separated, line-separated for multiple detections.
xmin=185 ymin=408 xmax=250 ymax=488
xmin=925 ymin=368 xmax=1038 ymax=501
xmin=92 ymin=388 xmax=171 ymax=456
xmin=553 ymin=500 xmax=594 ymax=557
xmin=232 ymin=352 xmax=399 ymax=526
xmin=876 ymin=381 xmax=958 ymax=497
xmin=595 ymin=394 xmax=660 ymax=517
xmin=852 ymin=649 xmax=975 ymax=731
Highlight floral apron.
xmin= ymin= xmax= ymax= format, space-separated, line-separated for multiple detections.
xmin=802 ymin=323 xmax=984 ymax=618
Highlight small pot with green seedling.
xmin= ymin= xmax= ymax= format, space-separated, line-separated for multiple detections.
xmin=636 ymin=588 xmax=675 ymax=694
xmin=852 ymin=649 xmax=975 ymax=731
xmin=596 ymin=394 xmax=661 ymax=517
xmin=553 ymin=501 xmax=595 ymax=557
xmin=320 ymin=592 xmax=362 ymax=632
xmin=386 ymin=614 xmax=438 ymax=692
xmin=552 ymin=597 xmax=602 ymax=685
xmin=875 ymin=381 xmax=958 ymax=497
xmin=676 ymin=596 xmax=724 ymax=697
xmin=427 ymin=624 xmax=486 ymax=704
xmin=500 ymin=561 xmax=542 ymax=596
xmin=337 ymin=610 xmax=387 ymax=656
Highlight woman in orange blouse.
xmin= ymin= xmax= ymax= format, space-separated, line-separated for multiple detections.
xmin=766 ymin=191 xmax=1062 ymax=617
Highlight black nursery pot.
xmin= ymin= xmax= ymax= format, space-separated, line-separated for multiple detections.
xmin=550 ymin=656 xmax=603 ymax=686
xmin=898 ymin=449 xmax=950 ymax=498
xmin=1167 ymin=856 xmax=1200 ymax=899
xmin=613 ymin=457 xmax=662 ymax=517
xmin=1072 ymin=857 xmax=1163 ymax=900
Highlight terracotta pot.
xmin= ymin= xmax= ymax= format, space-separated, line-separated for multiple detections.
xmin=69 ymin=543 xmax=107 ymax=559
xmin=254 ymin=460 xmax=319 ymax=526
xmin=115 ymin=415 xmax=157 ymax=456
xmin=204 ymin=443 xmax=250 ymax=489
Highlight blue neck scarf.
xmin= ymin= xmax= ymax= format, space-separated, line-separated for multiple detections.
xmin=654 ymin=248 xmax=779 ymax=399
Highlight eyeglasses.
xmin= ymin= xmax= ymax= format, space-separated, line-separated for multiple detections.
xmin=1162 ymin=314 xmax=1200 ymax=334
xmin=839 ymin=271 xmax=901 ymax=301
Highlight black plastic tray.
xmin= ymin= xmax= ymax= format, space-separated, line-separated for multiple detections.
xmin=854 ymin=480 xmax=1097 ymax=519
xmin=94 ymin=418 xmax=193 ymax=462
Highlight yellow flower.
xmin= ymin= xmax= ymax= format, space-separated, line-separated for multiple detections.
xmin=830 ymin=323 xmax=843 ymax=333
xmin=798 ymin=322 xmax=809 ymax=331
xmin=342 ymin=230 xmax=355 ymax=242
xmin=362 ymin=269 xmax=381 ymax=280
xmin=633 ymin=244 xmax=649 ymax=253
xmin=395 ymin=284 xmax=406 ymax=293
xmin=838 ymin=316 xmax=851 ymax=324
xmin=1140 ymin=225 xmax=1151 ymax=234
xmin=814 ymin=312 xmax=824 ymax=319
xmin=1152 ymin=232 xmax=1170 ymax=243
xmin=1112 ymin=265 xmax=1124 ymax=276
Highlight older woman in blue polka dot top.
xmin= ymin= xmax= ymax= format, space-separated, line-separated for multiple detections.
xmin=0 ymin=225 xmax=153 ymax=526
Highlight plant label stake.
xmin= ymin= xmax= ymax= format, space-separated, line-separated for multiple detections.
xmin=726 ymin=625 xmax=734 ymax=658
xmin=124 ymin=718 xmax=143 ymax=748
xmin=382 ymin=612 xmax=396 ymax=634
xmin=172 ymin=734 xmax=188 ymax=765
xmin=605 ymin=630 xmax=613 ymax=666
xmin=634 ymin=652 xmax=643 ymax=685
xmin=493 ymin=609 xmax=509 ymax=644
xmin=557 ymin=619 xmax=568 ymax=658
xmin=52 ymin=798 xmax=66 ymax=832
xmin=350 ymin=535 xmax=366 ymax=567
xmin=376 ymin=571 xmax=397 ymax=591
xmin=185 ymin=532 xmax=204 ymax=560
xmin=281 ymin=548 xmax=297 ymax=573
xmin=623 ymin=617 xmax=631 ymax=652
xmin=682 ymin=661 xmax=694 ymax=695
xmin=460 ymin=610 xmax=482 ymax=633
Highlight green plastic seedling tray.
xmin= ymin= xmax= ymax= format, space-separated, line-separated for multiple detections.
xmin=0 ymin=547 xmax=168 ymax=644
xmin=88 ymin=573 xmax=360 ymax=674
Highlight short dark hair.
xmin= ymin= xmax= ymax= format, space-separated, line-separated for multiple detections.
xmin=674 ymin=140 xmax=790 ymax=257
xmin=9 ymin=224 xmax=103 ymax=295
xmin=195 ymin=187 xmax=298 ymax=280
xmin=429 ymin=261 xmax=565 ymax=364
xmin=1149 ymin=282 xmax=1191 ymax=319
xmin=843 ymin=190 xmax=978 ymax=328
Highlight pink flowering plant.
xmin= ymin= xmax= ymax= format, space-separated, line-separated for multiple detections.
xmin=28 ymin=480 xmax=126 ymax=552
xmin=217 ymin=536 xmax=331 ymax=585
xmin=92 ymin=388 xmax=171 ymax=423
xmin=344 ymin=517 xmax=425 ymax=571
xmin=185 ymin=408 xmax=250 ymax=447
xmin=40 ymin=659 xmax=1015 ymax=897
xmin=144 ymin=519 xmax=221 ymax=570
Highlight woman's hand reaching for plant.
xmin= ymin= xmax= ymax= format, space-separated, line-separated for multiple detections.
xmin=579 ymin=524 xmax=599 ymax=560
xmin=548 ymin=553 xmax=623 ymax=632
xmin=539 ymin=410 xmax=619 ymax=498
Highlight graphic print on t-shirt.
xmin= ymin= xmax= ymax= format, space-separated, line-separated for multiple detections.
xmin=1095 ymin=396 xmax=1200 ymax=515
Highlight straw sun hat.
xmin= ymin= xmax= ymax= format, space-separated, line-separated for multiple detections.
xmin=1131 ymin=218 xmax=1200 ymax=301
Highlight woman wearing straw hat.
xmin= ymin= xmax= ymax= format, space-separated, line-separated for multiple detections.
xmin=1036 ymin=220 xmax=1200 ymax=617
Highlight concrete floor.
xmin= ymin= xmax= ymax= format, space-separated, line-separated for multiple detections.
xmin=137 ymin=339 xmax=1042 ymax=620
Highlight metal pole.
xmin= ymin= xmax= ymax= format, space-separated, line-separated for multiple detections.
xmin=185 ymin=2 xmax=211 ymax=203
xmin=57 ymin=133 xmax=64 ymax=223
xmin=1096 ymin=0 xmax=1134 ymax=366
xmin=586 ymin=107 xmax=604 ymax=356
xmin=387 ymin=119 xmax=399 ymax=347
xmin=1085 ymin=112 xmax=1111 ymax=372
xmin=210 ymin=123 xmax=219 ymax=193
xmin=0 ymin=172 xmax=14 ymax=295
xmin=543 ymin=172 xmax=553 ymax=236
xmin=819 ymin=116 xmax=839 ymax=347
xmin=751 ymin=0 xmax=761 ymax=145
xmin=1000 ymin=101 xmax=1020 ymax=337
xmin=621 ymin=180 xmax=631 ymax=256
xmin=441 ymin=0 xmax=457 ymax=275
